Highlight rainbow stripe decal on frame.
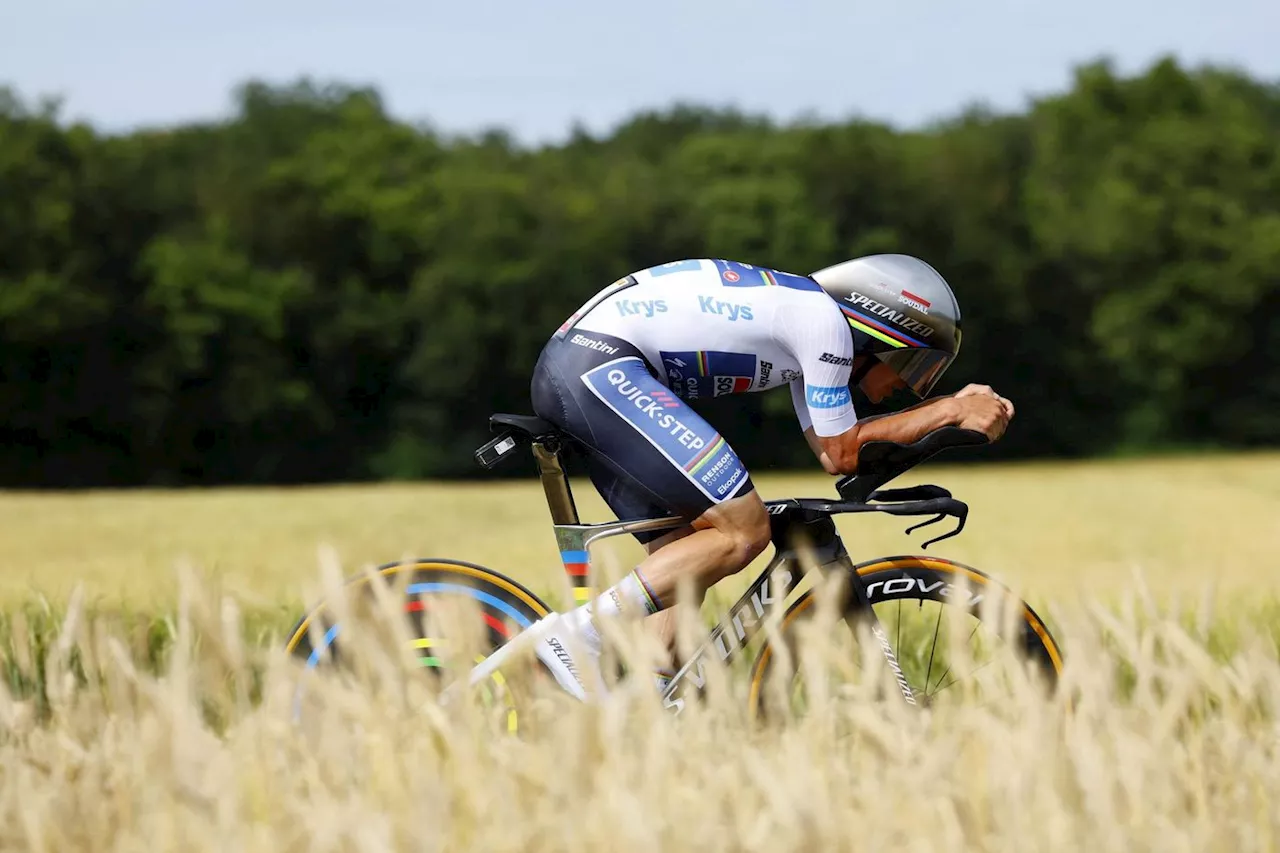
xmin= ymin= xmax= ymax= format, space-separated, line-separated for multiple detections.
xmin=561 ymin=549 xmax=591 ymax=603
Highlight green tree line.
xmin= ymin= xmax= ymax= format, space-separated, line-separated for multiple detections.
xmin=1 ymin=57 xmax=1277 ymax=487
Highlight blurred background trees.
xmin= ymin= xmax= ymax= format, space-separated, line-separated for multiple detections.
xmin=1 ymin=57 xmax=1276 ymax=486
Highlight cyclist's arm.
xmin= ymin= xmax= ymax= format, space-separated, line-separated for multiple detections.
xmin=780 ymin=300 xmax=860 ymax=447
xmin=807 ymin=397 xmax=964 ymax=475
xmin=846 ymin=391 xmax=956 ymax=426
xmin=779 ymin=296 xmax=1002 ymax=475
xmin=853 ymin=385 xmax=1015 ymax=428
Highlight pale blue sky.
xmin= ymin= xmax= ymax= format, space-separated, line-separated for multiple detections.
xmin=2 ymin=0 xmax=1277 ymax=143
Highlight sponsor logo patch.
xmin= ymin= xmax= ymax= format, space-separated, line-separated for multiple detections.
xmin=899 ymin=289 xmax=931 ymax=314
xmin=781 ymin=368 xmax=802 ymax=382
xmin=660 ymin=350 xmax=757 ymax=400
xmin=615 ymin=298 xmax=667 ymax=318
xmin=698 ymin=296 xmax=753 ymax=322
xmin=806 ymin=384 xmax=852 ymax=409
xmin=582 ymin=358 xmax=749 ymax=502
xmin=544 ymin=638 xmax=583 ymax=689
xmin=819 ymin=352 xmax=853 ymax=367
xmin=570 ymin=333 xmax=619 ymax=355
xmin=844 ymin=294 xmax=934 ymax=342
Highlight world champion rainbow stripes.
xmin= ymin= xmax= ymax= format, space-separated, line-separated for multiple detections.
xmin=839 ymin=303 xmax=928 ymax=348
xmin=559 ymin=550 xmax=663 ymax=610
xmin=561 ymin=549 xmax=592 ymax=603
xmin=684 ymin=435 xmax=728 ymax=474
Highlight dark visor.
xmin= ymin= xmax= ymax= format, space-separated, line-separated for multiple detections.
xmin=875 ymin=348 xmax=954 ymax=398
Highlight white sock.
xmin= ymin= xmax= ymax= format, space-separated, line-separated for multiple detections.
xmin=562 ymin=569 xmax=662 ymax=655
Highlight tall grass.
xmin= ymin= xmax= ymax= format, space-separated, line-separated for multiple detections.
xmin=2 ymin=565 xmax=1279 ymax=852
xmin=3 ymin=455 xmax=1280 ymax=849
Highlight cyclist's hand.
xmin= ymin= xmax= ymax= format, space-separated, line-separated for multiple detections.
xmin=953 ymin=395 xmax=1011 ymax=442
xmin=953 ymin=383 xmax=1015 ymax=419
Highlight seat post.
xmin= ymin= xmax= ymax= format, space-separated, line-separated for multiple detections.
xmin=532 ymin=439 xmax=580 ymax=525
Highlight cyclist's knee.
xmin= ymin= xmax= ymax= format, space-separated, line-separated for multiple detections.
xmin=739 ymin=496 xmax=772 ymax=560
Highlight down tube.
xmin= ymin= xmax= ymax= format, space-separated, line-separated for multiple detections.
xmin=659 ymin=553 xmax=802 ymax=715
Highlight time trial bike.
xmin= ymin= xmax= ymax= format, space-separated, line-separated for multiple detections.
xmin=285 ymin=413 xmax=1064 ymax=721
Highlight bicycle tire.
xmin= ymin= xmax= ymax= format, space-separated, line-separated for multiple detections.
xmin=747 ymin=555 xmax=1063 ymax=716
xmin=286 ymin=559 xmax=553 ymax=731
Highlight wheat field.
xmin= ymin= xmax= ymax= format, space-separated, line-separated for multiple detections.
xmin=3 ymin=453 xmax=1280 ymax=852
xmin=3 ymin=451 xmax=1279 ymax=612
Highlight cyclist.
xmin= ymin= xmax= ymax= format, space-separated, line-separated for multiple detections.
xmin=525 ymin=255 xmax=1013 ymax=698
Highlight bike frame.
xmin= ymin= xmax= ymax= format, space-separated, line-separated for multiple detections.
xmin=531 ymin=432 xmax=918 ymax=713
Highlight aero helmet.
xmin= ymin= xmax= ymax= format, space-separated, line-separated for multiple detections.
xmin=810 ymin=254 xmax=962 ymax=398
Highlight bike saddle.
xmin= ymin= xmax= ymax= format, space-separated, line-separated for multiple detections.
xmin=488 ymin=413 xmax=562 ymax=441
xmin=478 ymin=414 xmax=567 ymax=470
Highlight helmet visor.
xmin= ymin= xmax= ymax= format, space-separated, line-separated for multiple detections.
xmin=875 ymin=348 xmax=953 ymax=398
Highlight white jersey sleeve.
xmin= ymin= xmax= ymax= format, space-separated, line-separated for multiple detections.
xmin=790 ymin=378 xmax=813 ymax=432
xmin=775 ymin=299 xmax=858 ymax=437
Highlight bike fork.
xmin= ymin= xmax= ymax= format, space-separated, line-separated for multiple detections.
xmin=846 ymin=571 xmax=919 ymax=706
xmin=867 ymin=621 xmax=918 ymax=706
xmin=767 ymin=516 xmax=920 ymax=709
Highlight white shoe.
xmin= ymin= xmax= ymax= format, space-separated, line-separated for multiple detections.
xmin=531 ymin=614 xmax=609 ymax=701
xmin=463 ymin=612 xmax=607 ymax=702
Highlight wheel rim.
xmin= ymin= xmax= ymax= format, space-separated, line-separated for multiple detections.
xmin=749 ymin=557 xmax=1063 ymax=717
xmin=287 ymin=561 xmax=552 ymax=732
xmin=286 ymin=560 xmax=550 ymax=656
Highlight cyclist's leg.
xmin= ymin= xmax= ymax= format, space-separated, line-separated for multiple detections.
xmin=587 ymin=454 xmax=767 ymax=606
xmin=579 ymin=451 xmax=769 ymax=598
xmin=578 ymin=456 xmax=772 ymax=678
xmin=531 ymin=333 xmax=770 ymax=659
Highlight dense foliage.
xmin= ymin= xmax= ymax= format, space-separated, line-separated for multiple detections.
xmin=1 ymin=57 xmax=1277 ymax=486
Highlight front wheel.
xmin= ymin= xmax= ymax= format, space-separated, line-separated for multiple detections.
xmin=748 ymin=555 xmax=1064 ymax=718
xmin=285 ymin=559 xmax=554 ymax=732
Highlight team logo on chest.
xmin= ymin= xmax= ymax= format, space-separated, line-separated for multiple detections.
xmin=660 ymin=351 xmax=759 ymax=400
